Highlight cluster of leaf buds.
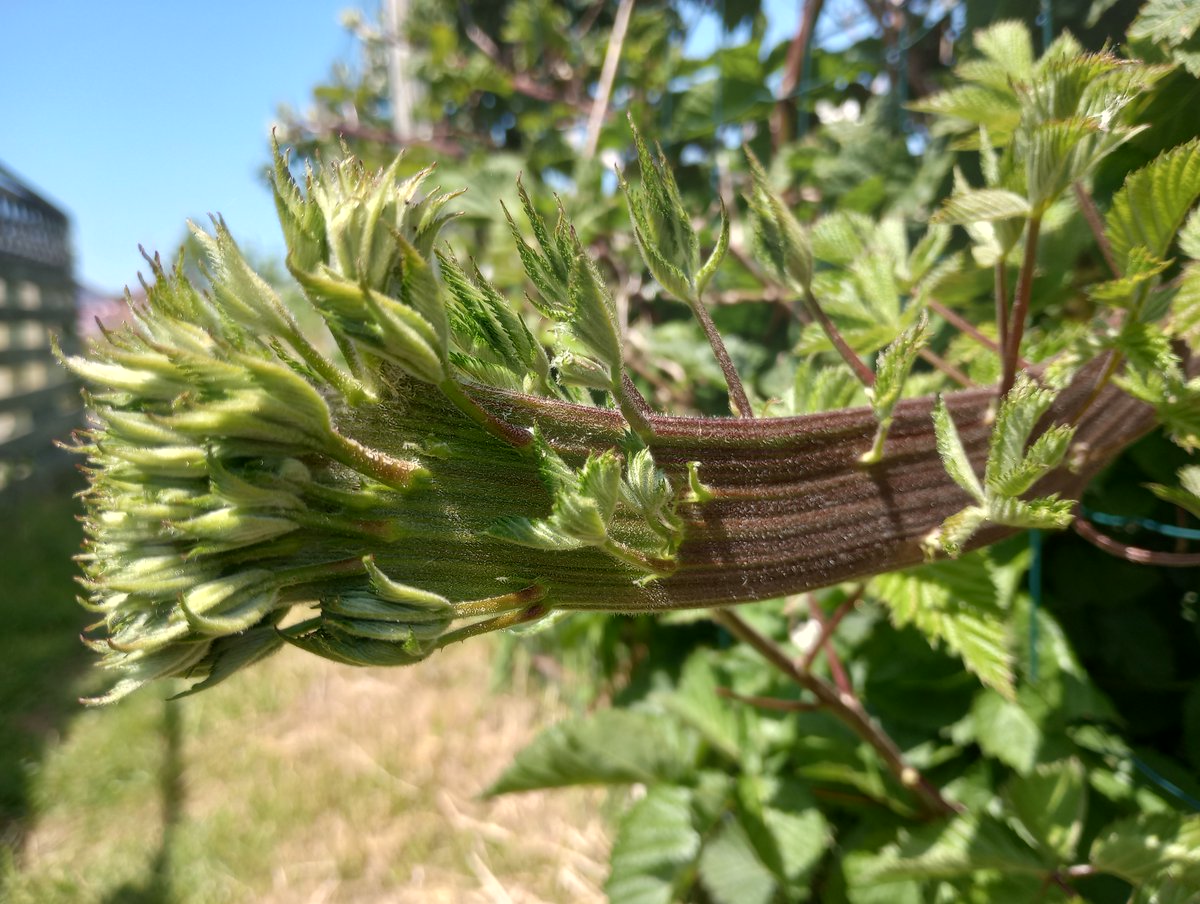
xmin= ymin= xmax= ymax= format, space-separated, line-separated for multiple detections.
xmin=62 ymin=146 xmax=688 ymax=702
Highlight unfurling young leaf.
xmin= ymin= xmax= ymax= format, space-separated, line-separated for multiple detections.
xmin=862 ymin=314 xmax=931 ymax=464
xmin=927 ymin=377 xmax=1076 ymax=557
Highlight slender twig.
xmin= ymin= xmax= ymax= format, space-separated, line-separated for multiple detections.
xmin=711 ymin=608 xmax=958 ymax=817
xmin=583 ymin=0 xmax=634 ymax=159
xmin=1073 ymin=517 xmax=1200 ymax=567
xmin=715 ymin=688 xmax=822 ymax=712
xmin=1066 ymin=349 xmax=1123 ymax=428
xmin=800 ymin=586 xmax=863 ymax=673
xmin=770 ymin=0 xmax=826 ymax=148
xmin=618 ymin=371 xmax=656 ymax=439
xmin=690 ymin=296 xmax=754 ymax=416
xmin=462 ymin=17 xmax=588 ymax=111
xmin=1073 ymin=182 xmax=1120 ymax=278
xmin=804 ymin=594 xmax=853 ymax=694
xmin=919 ymin=347 xmax=975 ymax=388
xmin=927 ymin=297 xmax=1035 ymax=369
xmin=803 ymin=289 xmax=876 ymax=387
xmin=1002 ymin=216 xmax=1042 ymax=395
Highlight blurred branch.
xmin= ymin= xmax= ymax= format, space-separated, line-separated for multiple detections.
xmin=771 ymin=0 xmax=826 ymax=149
xmin=584 ymin=0 xmax=636 ymax=159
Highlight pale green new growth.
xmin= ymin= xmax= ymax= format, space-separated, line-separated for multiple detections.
xmin=862 ymin=313 xmax=930 ymax=464
xmin=927 ymin=376 xmax=1076 ymax=557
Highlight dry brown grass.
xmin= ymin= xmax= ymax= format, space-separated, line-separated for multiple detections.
xmin=7 ymin=640 xmax=612 ymax=903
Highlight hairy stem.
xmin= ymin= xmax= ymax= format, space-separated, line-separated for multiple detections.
xmin=689 ymin=296 xmax=754 ymax=416
xmin=711 ymin=608 xmax=958 ymax=817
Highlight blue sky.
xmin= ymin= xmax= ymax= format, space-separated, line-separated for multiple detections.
xmin=2 ymin=1 xmax=804 ymax=295
xmin=2 ymin=1 xmax=357 ymax=293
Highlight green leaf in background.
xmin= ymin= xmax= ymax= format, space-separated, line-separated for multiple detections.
xmin=851 ymin=810 xmax=1050 ymax=884
xmin=971 ymin=690 xmax=1042 ymax=774
xmin=1089 ymin=812 xmax=1200 ymax=888
xmin=605 ymin=785 xmax=701 ymax=904
xmin=932 ymin=188 xmax=1031 ymax=225
xmin=1105 ymin=139 xmax=1200 ymax=271
xmin=1003 ymin=758 xmax=1087 ymax=860
xmin=698 ymin=816 xmax=779 ymax=904
xmin=870 ymin=553 xmax=1014 ymax=698
xmin=486 ymin=708 xmax=695 ymax=795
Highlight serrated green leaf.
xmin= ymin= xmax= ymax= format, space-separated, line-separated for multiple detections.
xmin=971 ymin=690 xmax=1043 ymax=774
xmin=698 ymin=817 xmax=778 ymax=904
xmin=1147 ymin=466 xmax=1200 ymax=518
xmin=932 ymin=397 xmax=986 ymax=503
xmin=870 ymin=554 xmax=1014 ymax=697
xmin=605 ymin=786 xmax=701 ymax=904
xmin=659 ymin=653 xmax=744 ymax=761
xmin=1106 ymin=139 xmax=1200 ymax=270
xmin=852 ymin=811 xmax=1049 ymax=884
xmin=863 ymin=314 xmax=930 ymax=463
xmin=932 ymin=189 xmax=1031 ymax=225
xmin=986 ymin=425 xmax=1075 ymax=498
xmin=486 ymin=709 xmax=695 ymax=794
xmin=1129 ymin=0 xmax=1200 ymax=45
xmin=1005 ymin=758 xmax=1087 ymax=860
xmin=985 ymin=375 xmax=1057 ymax=489
xmin=487 ymin=515 xmax=585 ymax=550
xmin=745 ymin=147 xmax=813 ymax=291
xmin=974 ymin=20 xmax=1035 ymax=81
xmin=1090 ymin=812 xmax=1200 ymax=886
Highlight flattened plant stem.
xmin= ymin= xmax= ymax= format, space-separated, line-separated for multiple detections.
xmin=803 ymin=288 xmax=876 ymax=388
xmin=1002 ymin=216 xmax=1042 ymax=396
xmin=689 ymin=295 xmax=754 ymax=416
xmin=711 ymin=608 xmax=958 ymax=818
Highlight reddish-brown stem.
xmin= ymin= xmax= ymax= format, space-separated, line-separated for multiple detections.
xmin=800 ymin=586 xmax=862 ymax=674
xmin=806 ymin=595 xmax=854 ymax=696
xmin=994 ymin=262 xmax=1011 ymax=375
xmin=919 ymin=347 xmax=975 ymax=388
xmin=690 ymin=296 xmax=754 ymax=417
xmin=804 ymin=289 xmax=876 ymax=387
xmin=715 ymin=688 xmax=821 ymax=712
xmin=928 ymin=297 xmax=1034 ymax=369
xmin=1003 ymin=216 xmax=1042 ymax=395
xmin=711 ymin=608 xmax=958 ymax=817
xmin=770 ymin=0 xmax=826 ymax=148
xmin=1073 ymin=182 xmax=1120 ymax=278
xmin=1073 ymin=517 xmax=1200 ymax=567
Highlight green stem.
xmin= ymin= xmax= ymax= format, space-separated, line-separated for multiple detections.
xmin=330 ymin=431 xmax=427 ymax=489
xmin=439 ymin=378 xmax=535 ymax=449
xmin=281 ymin=324 xmax=375 ymax=406
xmin=435 ymin=603 xmax=549 ymax=648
